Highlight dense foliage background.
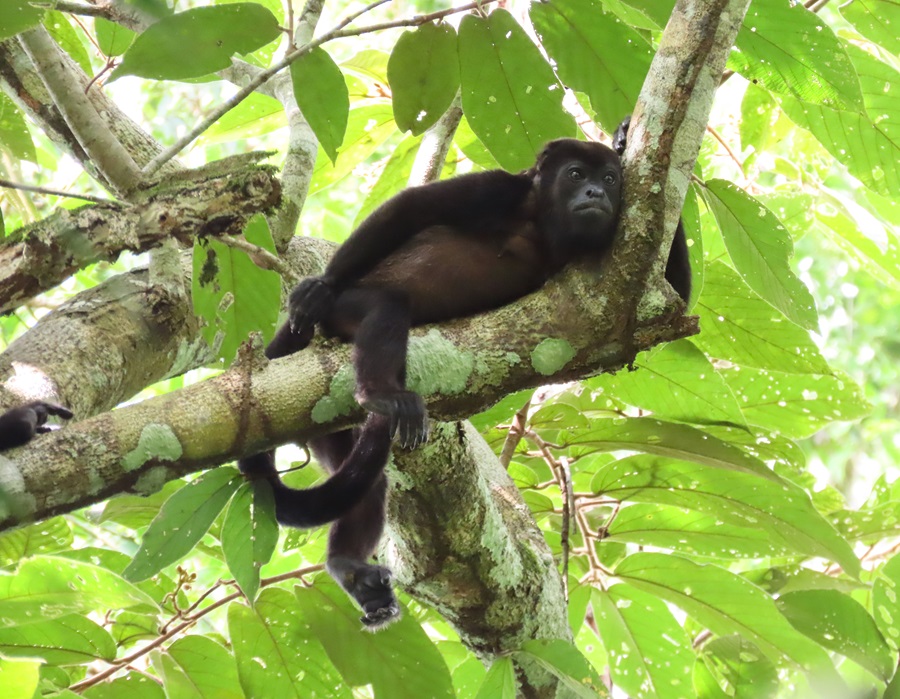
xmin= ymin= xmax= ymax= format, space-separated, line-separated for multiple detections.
xmin=1 ymin=0 xmax=899 ymax=697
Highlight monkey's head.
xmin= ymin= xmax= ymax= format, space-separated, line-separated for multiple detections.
xmin=532 ymin=139 xmax=623 ymax=264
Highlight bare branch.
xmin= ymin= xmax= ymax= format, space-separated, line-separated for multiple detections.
xmin=18 ymin=27 xmax=143 ymax=193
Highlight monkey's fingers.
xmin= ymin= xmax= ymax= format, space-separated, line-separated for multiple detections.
xmin=612 ymin=115 xmax=631 ymax=155
xmin=27 ymin=401 xmax=74 ymax=426
xmin=393 ymin=394 xmax=428 ymax=449
xmin=288 ymin=277 xmax=335 ymax=334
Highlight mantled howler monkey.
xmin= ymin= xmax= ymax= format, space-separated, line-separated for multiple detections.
xmin=0 ymin=401 xmax=73 ymax=450
xmin=239 ymin=130 xmax=692 ymax=628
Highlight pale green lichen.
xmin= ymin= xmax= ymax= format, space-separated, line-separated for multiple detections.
xmin=134 ymin=466 xmax=171 ymax=495
xmin=407 ymin=329 xmax=475 ymax=395
xmin=531 ymin=338 xmax=576 ymax=376
xmin=121 ymin=424 xmax=183 ymax=472
xmin=311 ymin=364 xmax=357 ymax=423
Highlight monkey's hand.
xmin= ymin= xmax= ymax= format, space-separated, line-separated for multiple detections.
xmin=613 ymin=115 xmax=631 ymax=156
xmin=0 ymin=401 xmax=74 ymax=450
xmin=288 ymin=276 xmax=335 ymax=335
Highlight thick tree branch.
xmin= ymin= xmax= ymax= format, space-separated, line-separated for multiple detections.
xmin=0 ymin=37 xmax=180 ymax=179
xmin=0 ymin=163 xmax=281 ymax=314
xmin=0 ymin=259 xmax=696 ymax=529
xmin=610 ymin=0 xmax=751 ymax=320
xmin=385 ymin=423 xmax=571 ymax=699
xmin=18 ymin=27 xmax=143 ymax=193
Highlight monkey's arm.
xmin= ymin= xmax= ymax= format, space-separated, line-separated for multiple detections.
xmin=290 ymin=170 xmax=533 ymax=333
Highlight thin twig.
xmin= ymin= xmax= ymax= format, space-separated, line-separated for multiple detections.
xmin=215 ymin=234 xmax=300 ymax=281
xmin=499 ymin=398 xmax=531 ymax=468
xmin=69 ymin=564 xmax=324 ymax=692
xmin=0 ymin=178 xmax=116 ymax=205
xmin=141 ymin=0 xmax=501 ymax=176
xmin=706 ymin=125 xmax=745 ymax=178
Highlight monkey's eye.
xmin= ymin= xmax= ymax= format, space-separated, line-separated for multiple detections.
xmin=603 ymin=173 xmax=618 ymax=185
xmin=568 ymin=167 xmax=584 ymax=181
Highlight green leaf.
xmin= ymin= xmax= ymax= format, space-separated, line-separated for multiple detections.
xmin=388 ymin=23 xmax=459 ymax=136
xmin=155 ymin=635 xmax=243 ymax=699
xmin=198 ymin=92 xmax=284 ymax=145
xmin=308 ymin=103 xmax=396 ymax=196
xmin=230 ymin=589 xmax=350 ymax=699
xmin=458 ymin=10 xmax=575 ymax=171
xmin=779 ymin=43 xmax=900 ymax=197
xmin=191 ymin=215 xmax=281 ymax=365
xmin=730 ymin=0 xmax=863 ymax=111
xmin=705 ymin=179 xmax=818 ymax=331
xmin=83 ymin=673 xmax=167 ymax=699
xmin=530 ymin=0 xmax=652 ymax=134
xmin=592 ymin=457 xmax=861 ymax=576
xmin=293 ymin=577 xmax=455 ymax=699
xmin=694 ymin=261 xmax=829 ymax=374
xmin=817 ymin=193 xmax=900 ymax=291
xmin=0 ymin=656 xmax=40 ymax=699
xmin=0 ymin=517 xmax=73 ymax=566
xmin=719 ymin=366 xmax=870 ymax=438
xmin=221 ymin=481 xmax=278 ymax=602
xmin=616 ymin=553 xmax=838 ymax=674
xmin=841 ymin=0 xmax=900 ymax=55
xmin=0 ymin=0 xmax=44 ymax=41
xmin=111 ymin=4 xmax=281 ymax=81
xmin=474 ymin=657 xmax=517 ymax=699
xmin=45 ymin=11 xmax=92 ymax=75
xmin=124 ymin=468 xmax=241 ymax=582
xmin=95 ymin=17 xmax=136 ymax=57
xmin=291 ymin=47 xmax=349 ymax=163
xmin=873 ymin=553 xmax=900 ymax=650
xmin=570 ymin=416 xmax=780 ymax=482
xmin=777 ymin=590 xmax=894 ymax=680
xmin=699 ymin=636 xmax=779 ymax=699
xmin=515 ymin=639 xmax=605 ymax=699
xmin=100 ymin=479 xmax=185 ymax=530
xmin=353 ymin=135 xmax=423 ymax=227
xmin=606 ymin=504 xmax=793 ymax=559
xmin=597 ymin=339 xmax=747 ymax=427
xmin=0 ymin=556 xmax=157 ymax=626
xmin=0 ymin=92 xmax=36 ymax=164
xmin=592 ymin=586 xmax=693 ymax=699
xmin=0 ymin=614 xmax=115 ymax=665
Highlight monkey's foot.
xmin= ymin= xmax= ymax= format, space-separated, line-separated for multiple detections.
xmin=357 ymin=390 xmax=428 ymax=449
xmin=330 ymin=558 xmax=401 ymax=631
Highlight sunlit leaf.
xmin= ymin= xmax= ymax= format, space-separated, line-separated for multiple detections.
xmin=458 ymin=10 xmax=574 ymax=171
xmin=191 ymin=215 xmax=281 ymax=365
xmin=705 ymin=179 xmax=818 ymax=331
xmin=294 ymin=577 xmax=455 ymax=699
xmin=730 ymin=0 xmax=863 ymax=111
xmin=154 ymin=635 xmax=243 ymax=699
xmin=221 ymin=481 xmax=278 ymax=602
xmin=0 ymin=614 xmax=115 ymax=665
xmin=777 ymin=589 xmax=894 ymax=680
xmin=0 ymin=0 xmax=44 ymax=41
xmin=616 ymin=553 xmax=839 ymax=675
xmin=694 ymin=261 xmax=829 ymax=374
xmin=592 ymin=456 xmax=860 ymax=576
xmin=230 ymin=588 xmax=350 ymax=699
xmin=111 ymin=4 xmax=280 ymax=81
xmin=592 ymin=586 xmax=692 ymax=699
xmin=0 ymin=556 xmax=157 ymax=626
xmin=291 ymin=48 xmax=349 ymax=164
xmin=124 ymin=468 xmax=241 ymax=582
xmin=531 ymin=0 xmax=651 ymax=134
xmin=388 ymin=23 xmax=459 ymax=136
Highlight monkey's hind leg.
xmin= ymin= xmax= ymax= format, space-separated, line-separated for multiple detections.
xmin=312 ymin=422 xmax=400 ymax=629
